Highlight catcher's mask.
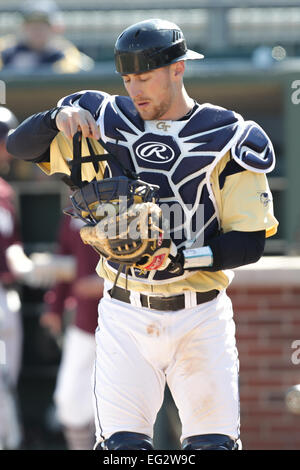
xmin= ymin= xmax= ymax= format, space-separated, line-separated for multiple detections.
xmin=64 ymin=176 xmax=160 ymax=225
xmin=62 ymin=132 xmax=160 ymax=225
xmin=114 ymin=18 xmax=204 ymax=75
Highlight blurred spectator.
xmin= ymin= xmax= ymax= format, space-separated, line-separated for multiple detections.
xmin=0 ymin=0 xmax=94 ymax=73
xmin=40 ymin=214 xmax=103 ymax=450
xmin=0 ymin=106 xmax=23 ymax=449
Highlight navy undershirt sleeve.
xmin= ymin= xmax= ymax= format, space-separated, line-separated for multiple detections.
xmin=6 ymin=109 xmax=59 ymax=162
xmin=203 ymin=230 xmax=266 ymax=271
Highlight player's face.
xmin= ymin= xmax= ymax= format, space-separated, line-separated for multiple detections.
xmin=22 ymin=21 xmax=54 ymax=50
xmin=122 ymin=66 xmax=175 ymax=120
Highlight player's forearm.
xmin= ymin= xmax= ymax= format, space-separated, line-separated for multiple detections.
xmin=6 ymin=108 xmax=60 ymax=161
xmin=182 ymin=230 xmax=265 ymax=272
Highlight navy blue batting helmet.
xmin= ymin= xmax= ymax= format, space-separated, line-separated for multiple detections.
xmin=114 ymin=19 xmax=204 ymax=75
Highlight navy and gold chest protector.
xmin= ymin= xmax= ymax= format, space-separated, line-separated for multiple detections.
xmin=59 ymin=91 xmax=275 ymax=281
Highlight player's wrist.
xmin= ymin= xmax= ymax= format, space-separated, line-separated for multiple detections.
xmin=182 ymin=246 xmax=213 ymax=270
xmin=48 ymin=106 xmax=68 ymax=131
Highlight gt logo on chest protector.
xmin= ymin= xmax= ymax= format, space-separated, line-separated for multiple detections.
xmin=156 ymin=121 xmax=171 ymax=131
xmin=136 ymin=142 xmax=175 ymax=163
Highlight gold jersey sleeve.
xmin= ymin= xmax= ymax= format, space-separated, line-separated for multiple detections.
xmin=211 ymin=151 xmax=279 ymax=238
xmin=37 ymin=132 xmax=106 ymax=182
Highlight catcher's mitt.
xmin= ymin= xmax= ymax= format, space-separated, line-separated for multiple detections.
xmin=65 ymin=175 xmax=174 ymax=272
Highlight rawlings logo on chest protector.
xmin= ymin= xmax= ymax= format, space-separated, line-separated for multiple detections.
xmin=136 ymin=141 xmax=175 ymax=163
xmin=133 ymin=134 xmax=181 ymax=169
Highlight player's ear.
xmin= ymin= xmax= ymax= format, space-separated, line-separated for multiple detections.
xmin=171 ymin=60 xmax=185 ymax=81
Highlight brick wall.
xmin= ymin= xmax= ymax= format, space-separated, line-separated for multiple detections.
xmin=229 ymin=257 xmax=300 ymax=450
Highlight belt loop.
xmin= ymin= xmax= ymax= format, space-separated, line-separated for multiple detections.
xmin=129 ymin=290 xmax=142 ymax=308
xmin=184 ymin=291 xmax=197 ymax=309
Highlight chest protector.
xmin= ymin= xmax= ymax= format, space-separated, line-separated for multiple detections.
xmin=59 ymin=91 xmax=275 ymax=282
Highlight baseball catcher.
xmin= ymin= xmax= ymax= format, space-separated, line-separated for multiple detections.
xmin=7 ymin=19 xmax=279 ymax=451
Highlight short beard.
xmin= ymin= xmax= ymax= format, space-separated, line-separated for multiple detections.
xmin=138 ymin=95 xmax=172 ymax=121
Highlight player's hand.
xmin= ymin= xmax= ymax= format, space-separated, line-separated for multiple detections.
xmin=55 ymin=106 xmax=100 ymax=140
xmin=155 ymin=240 xmax=184 ymax=274
xmin=40 ymin=312 xmax=62 ymax=336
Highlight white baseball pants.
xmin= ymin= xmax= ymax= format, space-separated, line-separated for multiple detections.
xmin=93 ymin=287 xmax=240 ymax=445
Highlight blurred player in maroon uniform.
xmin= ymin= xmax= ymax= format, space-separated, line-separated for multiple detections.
xmin=0 ymin=107 xmax=23 ymax=449
xmin=40 ymin=214 xmax=103 ymax=450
